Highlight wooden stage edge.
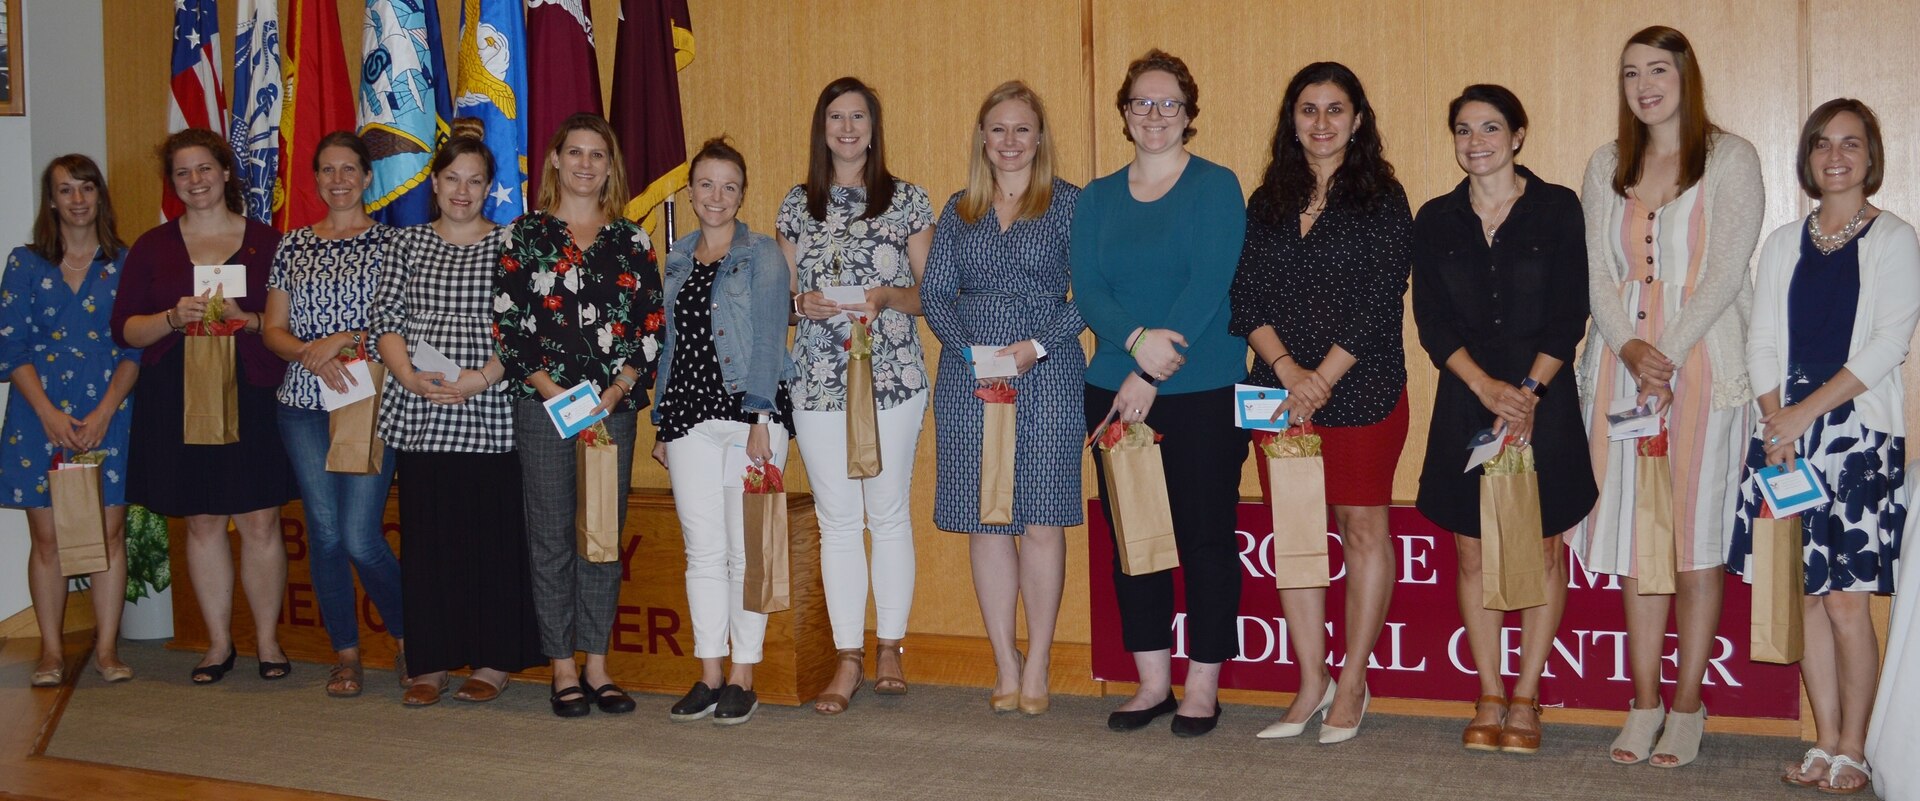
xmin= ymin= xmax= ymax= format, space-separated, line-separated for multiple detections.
xmin=1 ymin=627 xmax=1804 ymax=801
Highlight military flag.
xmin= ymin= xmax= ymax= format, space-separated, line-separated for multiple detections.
xmin=358 ymin=0 xmax=453 ymax=227
xmin=229 ymin=0 xmax=283 ymax=223
xmin=165 ymin=0 xmax=227 ymax=220
xmin=526 ymin=0 xmax=602 ymax=202
xmin=611 ymin=0 xmax=692 ymax=240
xmin=455 ymin=0 xmax=529 ymax=224
xmin=276 ymin=0 xmax=360 ymax=231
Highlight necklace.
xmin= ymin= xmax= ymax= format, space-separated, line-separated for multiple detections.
xmin=58 ymin=251 xmax=92 ymax=272
xmin=1470 ymin=177 xmax=1524 ymax=240
xmin=1808 ymin=204 xmax=1869 ymax=255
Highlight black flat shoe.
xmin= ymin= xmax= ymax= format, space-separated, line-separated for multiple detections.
xmin=670 ymin=681 xmax=720 ymax=721
xmin=191 ymin=650 xmax=237 ymax=685
xmin=258 ymin=658 xmax=293 ymax=681
xmin=1107 ymin=694 xmax=1178 ymax=732
xmin=591 ymin=682 xmax=637 ymax=714
xmin=549 ymin=683 xmax=592 ymax=718
xmin=713 ymin=684 xmax=758 ymax=725
xmin=1171 ymin=704 xmax=1223 ymax=738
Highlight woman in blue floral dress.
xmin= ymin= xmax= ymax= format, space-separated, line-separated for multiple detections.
xmin=1730 ymin=100 xmax=1917 ymax=794
xmin=0 ymin=155 xmax=140 ymax=686
xmin=921 ymin=81 xmax=1082 ymax=716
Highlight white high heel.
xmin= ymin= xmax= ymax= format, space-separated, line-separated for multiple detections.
xmin=1318 ymin=684 xmax=1370 ymax=744
xmin=1257 ymin=678 xmax=1337 ymax=739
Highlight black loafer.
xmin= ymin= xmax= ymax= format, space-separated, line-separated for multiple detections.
xmin=549 ymin=683 xmax=592 ymax=718
xmin=1171 ymin=705 xmax=1222 ymax=738
xmin=591 ymin=683 xmax=636 ymax=714
xmin=1107 ymin=694 xmax=1178 ymax=732
xmin=713 ymin=684 xmax=759 ymax=725
xmin=669 ymin=681 xmax=719 ymax=721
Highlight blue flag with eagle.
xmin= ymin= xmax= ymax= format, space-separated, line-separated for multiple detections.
xmin=456 ymin=0 xmax=527 ymax=224
xmin=357 ymin=0 xmax=452 ymax=226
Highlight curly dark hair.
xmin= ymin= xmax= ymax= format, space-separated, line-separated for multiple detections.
xmin=1247 ymin=62 xmax=1399 ymax=228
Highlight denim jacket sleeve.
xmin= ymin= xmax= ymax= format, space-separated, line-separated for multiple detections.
xmin=740 ymin=233 xmax=791 ymax=415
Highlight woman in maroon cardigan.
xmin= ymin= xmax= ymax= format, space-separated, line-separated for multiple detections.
xmin=110 ymin=129 xmax=296 ymax=685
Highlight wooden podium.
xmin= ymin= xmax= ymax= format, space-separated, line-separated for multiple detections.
xmin=166 ymin=489 xmax=838 ymax=705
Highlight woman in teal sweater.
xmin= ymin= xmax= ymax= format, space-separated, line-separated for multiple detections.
xmin=1072 ymin=49 xmax=1248 ymax=739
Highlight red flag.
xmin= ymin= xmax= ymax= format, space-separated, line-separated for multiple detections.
xmin=527 ymin=0 xmax=604 ymax=203
xmin=612 ymin=0 xmax=693 ymax=223
xmin=275 ymin=0 xmax=359 ymax=231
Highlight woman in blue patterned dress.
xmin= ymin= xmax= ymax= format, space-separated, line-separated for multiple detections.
xmin=780 ymin=77 xmax=935 ymax=714
xmin=1 ymin=155 xmax=139 ymax=686
xmin=261 ymin=132 xmax=404 ymax=698
xmin=922 ymin=81 xmax=1081 ymax=716
xmin=1730 ymin=99 xmax=1918 ymax=794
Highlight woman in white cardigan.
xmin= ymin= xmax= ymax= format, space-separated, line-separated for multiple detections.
xmin=1572 ymin=26 xmax=1765 ymax=769
xmin=1731 ymin=99 xmax=1919 ymax=795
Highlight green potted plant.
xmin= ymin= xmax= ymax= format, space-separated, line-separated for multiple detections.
xmin=119 ymin=504 xmax=173 ymax=639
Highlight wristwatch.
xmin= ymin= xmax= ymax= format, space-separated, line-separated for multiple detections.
xmin=1136 ymin=369 xmax=1159 ymax=387
xmin=755 ymin=413 xmax=771 ymax=425
xmin=1521 ymin=377 xmax=1547 ymax=398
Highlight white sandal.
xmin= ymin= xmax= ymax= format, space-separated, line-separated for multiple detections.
xmin=1819 ymin=755 xmax=1871 ymax=795
xmin=1609 ymin=701 xmax=1665 ymax=764
xmin=1650 ymin=705 xmax=1707 ymax=768
xmin=1784 ymin=747 xmax=1832 ymax=787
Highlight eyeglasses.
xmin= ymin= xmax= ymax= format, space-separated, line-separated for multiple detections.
xmin=1126 ymin=97 xmax=1187 ymax=117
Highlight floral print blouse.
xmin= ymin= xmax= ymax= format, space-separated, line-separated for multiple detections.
xmin=493 ymin=211 xmax=665 ymax=412
xmin=777 ymin=181 xmax=933 ymax=412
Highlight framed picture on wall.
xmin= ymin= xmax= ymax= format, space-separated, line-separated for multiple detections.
xmin=0 ymin=0 xmax=21 ymax=116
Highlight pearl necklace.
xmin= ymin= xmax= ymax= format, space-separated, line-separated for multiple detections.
xmin=1808 ymin=205 xmax=1869 ymax=255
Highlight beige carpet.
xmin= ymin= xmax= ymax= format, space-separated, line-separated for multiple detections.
xmin=44 ymin=641 xmax=1819 ymax=801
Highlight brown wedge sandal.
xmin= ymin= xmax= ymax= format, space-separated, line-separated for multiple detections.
xmin=874 ymin=640 xmax=908 ymax=695
xmin=1462 ymin=695 xmax=1507 ymax=752
xmin=812 ymin=649 xmax=866 ymax=715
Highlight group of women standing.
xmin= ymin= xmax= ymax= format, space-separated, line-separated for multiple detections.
xmin=3 ymin=19 xmax=1913 ymax=795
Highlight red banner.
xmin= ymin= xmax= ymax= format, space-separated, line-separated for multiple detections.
xmin=1087 ymin=500 xmax=1801 ymax=718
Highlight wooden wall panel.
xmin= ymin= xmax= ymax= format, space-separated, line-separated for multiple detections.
xmin=88 ymin=0 xmax=1909 ymax=653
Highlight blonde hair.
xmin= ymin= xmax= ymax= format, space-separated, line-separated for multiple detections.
xmin=956 ymin=81 xmax=1055 ymax=225
xmin=536 ymin=113 xmax=630 ymax=221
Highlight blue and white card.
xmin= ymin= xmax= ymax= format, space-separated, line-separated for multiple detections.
xmin=1234 ymin=383 xmax=1289 ymax=430
xmin=1755 ymin=460 xmax=1830 ymax=518
xmin=1464 ymin=427 xmax=1502 ymax=472
xmin=543 ymin=381 xmax=609 ymax=439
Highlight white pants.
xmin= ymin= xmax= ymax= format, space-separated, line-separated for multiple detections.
xmin=666 ymin=419 xmax=791 ymax=664
xmin=791 ymin=391 xmax=926 ymax=649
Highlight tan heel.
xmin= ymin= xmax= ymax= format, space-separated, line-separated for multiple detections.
xmin=812 ymin=649 xmax=865 ymax=716
xmin=874 ymin=639 xmax=908 ymax=695
xmin=1462 ymin=694 xmax=1507 ymax=752
xmin=990 ymin=650 xmax=1022 ymax=713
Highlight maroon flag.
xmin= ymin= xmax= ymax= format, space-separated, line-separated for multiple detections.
xmin=526 ymin=0 xmax=604 ymax=202
xmin=612 ymin=0 xmax=693 ymax=224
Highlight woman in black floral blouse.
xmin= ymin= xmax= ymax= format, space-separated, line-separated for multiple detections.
xmin=492 ymin=113 xmax=664 ymax=718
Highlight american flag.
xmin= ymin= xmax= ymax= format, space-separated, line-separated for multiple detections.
xmin=164 ymin=0 xmax=228 ymax=220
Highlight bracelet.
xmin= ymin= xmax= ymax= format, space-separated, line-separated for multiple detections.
xmin=165 ymin=309 xmax=181 ymax=331
xmin=614 ymin=373 xmax=638 ymax=390
xmin=1126 ymin=328 xmax=1145 ymax=356
xmin=1270 ymin=352 xmax=1292 ymax=370
xmin=1136 ymin=369 xmax=1159 ymax=387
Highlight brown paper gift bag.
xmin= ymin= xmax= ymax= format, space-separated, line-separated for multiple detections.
xmin=1096 ymin=422 xmax=1179 ymax=576
xmin=1257 ymin=428 xmax=1329 ymax=589
xmin=574 ymin=423 xmax=621 ymax=563
xmin=49 ymin=457 xmax=109 ymax=576
xmin=182 ymin=318 xmax=244 ymax=445
xmin=977 ymin=385 xmax=1017 ymax=526
xmin=1480 ymin=443 xmax=1549 ymax=611
xmin=845 ymin=316 xmax=882 ymax=479
xmin=743 ymin=463 xmax=791 ymax=613
xmin=326 ymin=360 xmax=387 ymax=474
xmin=1749 ymin=509 xmax=1805 ymax=664
xmin=1633 ymin=430 xmax=1678 ymax=595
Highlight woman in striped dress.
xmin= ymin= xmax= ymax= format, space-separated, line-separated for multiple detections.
xmin=1571 ymin=26 xmax=1764 ymax=769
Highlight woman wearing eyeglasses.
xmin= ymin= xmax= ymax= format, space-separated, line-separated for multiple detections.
xmin=1073 ymin=49 xmax=1248 ymax=738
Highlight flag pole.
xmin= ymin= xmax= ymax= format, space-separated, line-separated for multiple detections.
xmin=663 ymin=197 xmax=677 ymax=253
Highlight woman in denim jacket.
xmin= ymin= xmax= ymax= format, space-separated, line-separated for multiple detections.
xmin=650 ymin=137 xmax=794 ymax=725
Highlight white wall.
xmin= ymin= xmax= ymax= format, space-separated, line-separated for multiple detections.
xmin=0 ymin=0 xmax=109 ymax=622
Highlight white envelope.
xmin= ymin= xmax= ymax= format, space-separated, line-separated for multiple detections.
xmin=194 ymin=263 xmax=247 ymax=298
xmin=410 ymin=338 xmax=464 ymax=381
xmin=318 ymin=359 xmax=377 ymax=411
xmin=970 ymin=345 xmax=1018 ymax=379
xmin=1464 ymin=428 xmax=1502 ymax=472
xmin=823 ymin=284 xmax=867 ymax=322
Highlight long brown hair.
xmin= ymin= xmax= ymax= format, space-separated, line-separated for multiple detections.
xmin=956 ymin=81 xmax=1055 ymax=225
xmin=536 ymin=113 xmax=630 ymax=221
xmin=1611 ymin=26 xmax=1715 ymax=196
xmin=32 ymin=154 xmax=125 ymax=263
xmin=804 ymin=77 xmax=895 ymax=222
xmin=157 ymin=128 xmax=246 ymax=214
